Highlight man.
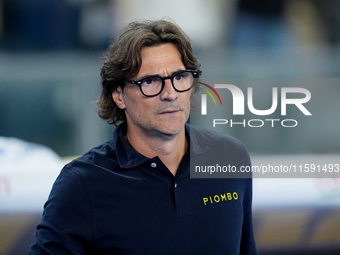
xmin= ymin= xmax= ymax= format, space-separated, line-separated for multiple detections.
xmin=30 ymin=19 xmax=258 ymax=254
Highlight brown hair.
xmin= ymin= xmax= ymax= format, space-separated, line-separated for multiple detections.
xmin=97 ymin=19 xmax=201 ymax=125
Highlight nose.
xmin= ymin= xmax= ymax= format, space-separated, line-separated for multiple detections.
xmin=159 ymin=79 xmax=178 ymax=101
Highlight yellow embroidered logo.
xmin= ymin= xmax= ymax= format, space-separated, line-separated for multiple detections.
xmin=203 ymin=192 xmax=238 ymax=205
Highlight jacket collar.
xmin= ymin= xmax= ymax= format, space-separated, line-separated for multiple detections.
xmin=113 ymin=123 xmax=210 ymax=169
xmin=187 ymin=124 xmax=210 ymax=156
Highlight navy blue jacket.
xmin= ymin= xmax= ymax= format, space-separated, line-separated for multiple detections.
xmin=30 ymin=124 xmax=257 ymax=254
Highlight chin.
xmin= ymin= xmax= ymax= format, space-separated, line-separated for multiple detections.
xmin=155 ymin=124 xmax=183 ymax=137
xmin=152 ymin=117 xmax=187 ymax=137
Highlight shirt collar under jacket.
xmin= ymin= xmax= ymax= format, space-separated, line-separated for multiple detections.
xmin=113 ymin=122 xmax=210 ymax=170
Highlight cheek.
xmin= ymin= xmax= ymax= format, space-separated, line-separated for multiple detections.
xmin=183 ymin=93 xmax=192 ymax=108
xmin=124 ymin=93 xmax=153 ymax=116
xmin=123 ymin=89 xmax=140 ymax=107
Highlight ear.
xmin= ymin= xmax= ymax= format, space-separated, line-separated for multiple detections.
xmin=112 ymin=86 xmax=126 ymax=110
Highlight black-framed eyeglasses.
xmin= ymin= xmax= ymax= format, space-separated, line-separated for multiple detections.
xmin=125 ymin=70 xmax=201 ymax=97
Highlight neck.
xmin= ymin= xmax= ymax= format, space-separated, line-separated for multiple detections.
xmin=125 ymin=127 xmax=187 ymax=176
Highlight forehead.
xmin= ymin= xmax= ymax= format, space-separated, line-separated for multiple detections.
xmin=137 ymin=43 xmax=185 ymax=77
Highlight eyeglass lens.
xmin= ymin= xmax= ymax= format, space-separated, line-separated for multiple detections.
xmin=141 ymin=71 xmax=194 ymax=96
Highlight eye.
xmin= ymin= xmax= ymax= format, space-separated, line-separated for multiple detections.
xmin=140 ymin=76 xmax=162 ymax=87
xmin=174 ymin=71 xmax=189 ymax=81
xmin=143 ymin=78 xmax=153 ymax=85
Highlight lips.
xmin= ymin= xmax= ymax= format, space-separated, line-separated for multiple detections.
xmin=160 ymin=109 xmax=179 ymax=114
xmin=157 ymin=104 xmax=183 ymax=115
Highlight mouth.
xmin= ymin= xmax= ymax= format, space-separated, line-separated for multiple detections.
xmin=159 ymin=109 xmax=181 ymax=115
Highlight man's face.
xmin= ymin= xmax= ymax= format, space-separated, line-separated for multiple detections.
xmin=113 ymin=43 xmax=191 ymax=139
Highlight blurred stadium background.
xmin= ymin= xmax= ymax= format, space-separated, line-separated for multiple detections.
xmin=1 ymin=0 xmax=340 ymax=254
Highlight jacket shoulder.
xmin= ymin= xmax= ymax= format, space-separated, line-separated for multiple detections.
xmin=189 ymin=124 xmax=247 ymax=151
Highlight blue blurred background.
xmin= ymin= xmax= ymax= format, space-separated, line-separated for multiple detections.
xmin=1 ymin=0 xmax=340 ymax=156
xmin=1 ymin=0 xmax=340 ymax=254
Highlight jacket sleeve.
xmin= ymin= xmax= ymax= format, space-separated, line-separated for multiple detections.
xmin=29 ymin=166 xmax=93 ymax=254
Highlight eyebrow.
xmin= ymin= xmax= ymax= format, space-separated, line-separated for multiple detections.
xmin=135 ymin=69 xmax=186 ymax=80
